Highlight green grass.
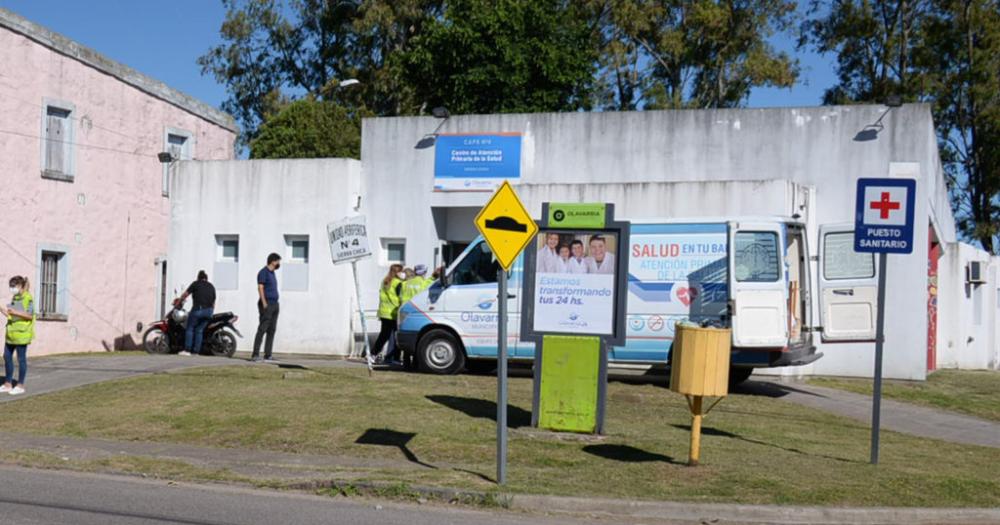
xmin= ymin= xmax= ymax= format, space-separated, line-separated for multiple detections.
xmin=810 ymin=370 xmax=1000 ymax=422
xmin=0 ymin=365 xmax=998 ymax=507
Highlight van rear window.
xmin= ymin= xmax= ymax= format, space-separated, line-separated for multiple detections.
xmin=823 ymin=232 xmax=875 ymax=280
xmin=734 ymin=232 xmax=780 ymax=282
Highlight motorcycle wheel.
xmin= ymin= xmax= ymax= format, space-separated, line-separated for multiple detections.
xmin=207 ymin=330 xmax=238 ymax=358
xmin=142 ymin=327 xmax=170 ymax=355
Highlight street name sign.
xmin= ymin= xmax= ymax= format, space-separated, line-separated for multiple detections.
xmin=327 ymin=215 xmax=372 ymax=264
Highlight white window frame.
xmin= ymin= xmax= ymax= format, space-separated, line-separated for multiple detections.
xmin=285 ymin=235 xmax=310 ymax=263
xmin=213 ymin=234 xmax=240 ymax=291
xmin=162 ymin=127 xmax=195 ymax=197
xmin=380 ymin=238 xmax=406 ymax=266
xmin=40 ymin=98 xmax=76 ymax=182
xmin=35 ymin=243 xmax=71 ymax=321
xmin=215 ymin=235 xmax=239 ymax=262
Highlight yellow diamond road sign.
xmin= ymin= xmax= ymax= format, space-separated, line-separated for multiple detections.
xmin=475 ymin=181 xmax=538 ymax=271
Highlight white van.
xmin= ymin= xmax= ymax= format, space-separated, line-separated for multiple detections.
xmin=396 ymin=218 xmax=878 ymax=383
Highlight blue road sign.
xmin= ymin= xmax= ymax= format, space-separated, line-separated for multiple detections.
xmin=854 ymin=178 xmax=916 ymax=254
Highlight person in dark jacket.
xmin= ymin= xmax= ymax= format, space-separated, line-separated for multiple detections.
xmin=252 ymin=253 xmax=282 ymax=362
xmin=175 ymin=270 xmax=216 ymax=356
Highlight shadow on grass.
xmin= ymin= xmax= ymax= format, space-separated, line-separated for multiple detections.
xmin=426 ymin=395 xmax=532 ymax=429
xmin=582 ymin=444 xmax=681 ymax=465
xmin=669 ymin=424 xmax=858 ymax=464
xmin=355 ymin=428 xmax=436 ymax=470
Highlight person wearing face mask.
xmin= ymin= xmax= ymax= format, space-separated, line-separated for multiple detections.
xmin=374 ymin=264 xmax=404 ymax=365
xmin=1 ymin=276 xmax=35 ymax=396
xmin=251 ymin=253 xmax=282 ymax=363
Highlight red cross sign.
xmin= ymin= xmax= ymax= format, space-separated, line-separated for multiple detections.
xmin=855 ymin=178 xmax=915 ymax=254
xmin=870 ymin=192 xmax=901 ymax=220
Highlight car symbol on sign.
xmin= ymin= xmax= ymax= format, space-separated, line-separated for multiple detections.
xmin=485 ymin=216 xmax=528 ymax=233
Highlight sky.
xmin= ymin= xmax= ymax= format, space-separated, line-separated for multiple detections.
xmin=0 ymin=0 xmax=839 ymax=113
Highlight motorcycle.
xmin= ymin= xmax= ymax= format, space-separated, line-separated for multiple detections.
xmin=142 ymin=303 xmax=241 ymax=357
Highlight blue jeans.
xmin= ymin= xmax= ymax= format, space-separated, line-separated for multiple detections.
xmin=3 ymin=343 xmax=27 ymax=386
xmin=185 ymin=307 xmax=214 ymax=354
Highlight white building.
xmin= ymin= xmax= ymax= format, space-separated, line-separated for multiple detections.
xmin=169 ymin=104 xmax=999 ymax=379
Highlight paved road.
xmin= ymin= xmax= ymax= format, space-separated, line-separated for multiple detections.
xmin=739 ymin=378 xmax=1000 ymax=449
xmin=0 ymin=466 xmax=617 ymax=525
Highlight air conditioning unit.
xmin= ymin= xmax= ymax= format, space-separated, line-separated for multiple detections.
xmin=967 ymin=261 xmax=986 ymax=284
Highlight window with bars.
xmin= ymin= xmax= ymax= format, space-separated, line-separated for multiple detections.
xmin=39 ymin=251 xmax=63 ymax=317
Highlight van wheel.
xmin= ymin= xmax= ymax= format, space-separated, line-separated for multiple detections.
xmin=729 ymin=366 xmax=753 ymax=388
xmin=418 ymin=329 xmax=465 ymax=375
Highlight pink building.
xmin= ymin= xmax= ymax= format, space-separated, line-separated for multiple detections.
xmin=0 ymin=9 xmax=237 ymax=355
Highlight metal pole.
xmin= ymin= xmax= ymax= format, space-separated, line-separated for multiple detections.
xmin=870 ymin=252 xmax=888 ymax=464
xmin=352 ymin=260 xmax=374 ymax=373
xmin=497 ymin=268 xmax=508 ymax=485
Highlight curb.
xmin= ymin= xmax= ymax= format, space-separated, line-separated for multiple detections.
xmin=292 ymin=479 xmax=1000 ymax=524
xmin=511 ymin=494 xmax=1000 ymax=524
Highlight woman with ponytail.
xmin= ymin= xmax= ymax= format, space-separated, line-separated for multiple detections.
xmin=1 ymin=276 xmax=35 ymax=395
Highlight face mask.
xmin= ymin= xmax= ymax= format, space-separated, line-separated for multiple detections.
xmin=9 ymin=287 xmax=18 ymax=295
xmin=397 ymin=272 xmax=406 ymax=280
xmin=274 ymin=264 xmax=281 ymax=270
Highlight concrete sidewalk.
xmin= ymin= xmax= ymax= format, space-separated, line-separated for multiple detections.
xmin=739 ymin=378 xmax=1000 ymax=448
xmin=0 ymin=353 xmax=363 ymax=403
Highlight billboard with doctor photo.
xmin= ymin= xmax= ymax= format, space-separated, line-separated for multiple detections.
xmin=532 ymin=231 xmax=618 ymax=335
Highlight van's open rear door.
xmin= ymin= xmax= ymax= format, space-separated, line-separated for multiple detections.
xmin=727 ymin=222 xmax=789 ymax=347
xmin=818 ymin=224 xmax=878 ymax=342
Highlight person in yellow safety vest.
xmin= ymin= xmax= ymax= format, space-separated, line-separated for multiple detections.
xmin=373 ymin=264 xmax=404 ymax=364
xmin=1 ymin=276 xmax=35 ymax=396
xmin=399 ymin=264 xmax=433 ymax=304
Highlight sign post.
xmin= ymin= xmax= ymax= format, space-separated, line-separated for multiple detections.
xmin=473 ymin=181 xmax=538 ymax=485
xmin=328 ymin=215 xmax=375 ymax=374
xmin=853 ymin=177 xmax=915 ymax=465
xmin=520 ymin=203 xmax=630 ymax=435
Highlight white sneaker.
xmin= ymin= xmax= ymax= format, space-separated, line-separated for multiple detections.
xmin=0 ymin=384 xmax=11 ymax=393
xmin=9 ymin=386 xmax=24 ymax=395
xmin=178 ymin=351 xmax=191 ymax=356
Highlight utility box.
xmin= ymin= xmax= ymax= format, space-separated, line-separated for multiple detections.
xmin=670 ymin=324 xmax=732 ymax=397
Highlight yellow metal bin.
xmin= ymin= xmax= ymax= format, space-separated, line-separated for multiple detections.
xmin=669 ymin=323 xmax=732 ymax=465
xmin=670 ymin=324 xmax=731 ymax=397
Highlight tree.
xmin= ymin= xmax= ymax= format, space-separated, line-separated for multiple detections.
xmin=249 ymin=98 xmax=361 ymax=159
xmin=801 ymin=0 xmax=934 ymax=104
xmin=589 ymin=0 xmax=800 ymax=110
xmin=198 ymin=0 xmax=442 ymax=148
xmin=803 ymin=0 xmax=1000 ymax=252
xmin=399 ymin=0 xmax=600 ymax=114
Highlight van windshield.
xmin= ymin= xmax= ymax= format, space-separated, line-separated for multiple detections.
xmin=449 ymin=243 xmax=499 ymax=285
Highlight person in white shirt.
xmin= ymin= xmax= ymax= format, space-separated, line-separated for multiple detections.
xmin=565 ymin=239 xmax=589 ymax=274
xmin=536 ymin=233 xmax=561 ymax=273
xmin=556 ymin=244 xmax=571 ymax=273
xmin=585 ymin=235 xmax=615 ymax=275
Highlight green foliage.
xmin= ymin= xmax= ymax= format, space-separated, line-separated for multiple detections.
xmin=249 ymin=98 xmax=361 ymax=159
xmin=399 ymin=0 xmax=599 ymax=114
xmin=803 ymin=0 xmax=1000 ymax=253
xmin=589 ymin=0 xmax=800 ymax=110
xmin=200 ymin=0 xmax=801 ymax=142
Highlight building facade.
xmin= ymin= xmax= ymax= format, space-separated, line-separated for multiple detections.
xmin=171 ymin=105 xmax=999 ymax=379
xmin=0 ymin=8 xmax=237 ymax=355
